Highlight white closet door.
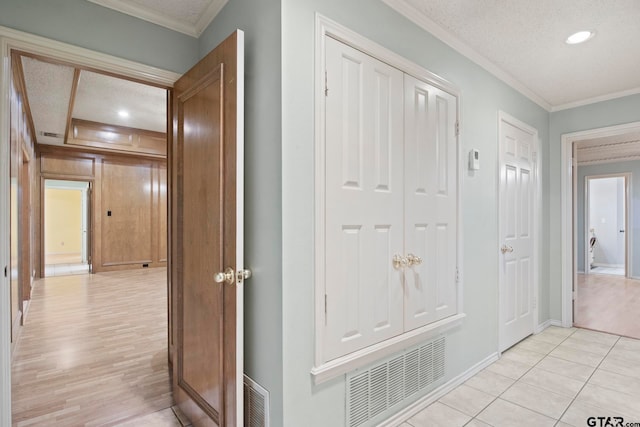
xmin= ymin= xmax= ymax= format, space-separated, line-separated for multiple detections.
xmin=499 ymin=118 xmax=535 ymax=351
xmin=323 ymin=37 xmax=404 ymax=360
xmin=403 ymin=75 xmax=458 ymax=331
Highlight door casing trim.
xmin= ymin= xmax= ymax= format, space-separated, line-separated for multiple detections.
xmin=0 ymin=24 xmax=179 ymax=426
xmin=560 ymin=121 xmax=640 ymax=328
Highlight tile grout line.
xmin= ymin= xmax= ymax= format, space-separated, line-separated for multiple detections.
xmin=552 ymin=333 xmax=621 ymax=427
xmin=457 ymin=328 xmax=577 ymax=427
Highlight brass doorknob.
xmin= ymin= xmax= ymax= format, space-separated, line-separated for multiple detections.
xmin=500 ymin=245 xmax=514 ymax=254
xmin=214 ymin=267 xmax=235 ymax=284
xmin=393 ymin=255 xmax=408 ymax=270
xmin=406 ymin=253 xmax=423 ymax=266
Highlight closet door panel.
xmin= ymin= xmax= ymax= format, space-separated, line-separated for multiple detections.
xmin=404 ymin=75 xmax=458 ymax=330
xmin=323 ymin=37 xmax=404 ymax=360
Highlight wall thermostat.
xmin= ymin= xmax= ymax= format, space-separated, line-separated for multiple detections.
xmin=469 ymin=149 xmax=480 ymax=170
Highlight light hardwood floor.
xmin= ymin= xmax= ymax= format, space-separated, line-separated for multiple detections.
xmin=575 ymin=273 xmax=640 ymax=339
xmin=11 ymin=268 xmax=177 ymax=426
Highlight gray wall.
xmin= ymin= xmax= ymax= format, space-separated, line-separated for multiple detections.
xmin=576 ymin=162 xmax=640 ymax=277
xmin=0 ymin=0 xmax=198 ymax=73
xmin=281 ymin=1 xmax=549 ymax=425
xmin=199 ymin=2 xmax=284 ymax=426
xmin=548 ymin=94 xmax=640 ymax=320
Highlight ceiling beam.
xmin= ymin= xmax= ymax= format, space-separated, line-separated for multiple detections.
xmin=64 ymin=68 xmax=81 ymax=144
xmin=11 ymin=52 xmax=38 ymax=144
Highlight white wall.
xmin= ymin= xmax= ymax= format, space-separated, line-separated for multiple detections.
xmin=281 ymin=1 xmax=549 ymax=425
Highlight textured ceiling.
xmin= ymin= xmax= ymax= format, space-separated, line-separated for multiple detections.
xmin=87 ymin=0 xmax=227 ymax=37
xmin=21 ymin=57 xmax=75 ymax=145
xmin=385 ymin=0 xmax=640 ymax=110
xmin=19 ymin=55 xmax=167 ymax=147
xmin=73 ymin=70 xmax=167 ymax=133
xmin=576 ymin=131 xmax=640 ymax=165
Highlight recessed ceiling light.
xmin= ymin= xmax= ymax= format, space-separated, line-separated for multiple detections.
xmin=118 ymin=110 xmax=129 ymax=118
xmin=566 ymin=30 xmax=595 ymax=45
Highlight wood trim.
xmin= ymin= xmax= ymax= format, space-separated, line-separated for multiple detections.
xmin=67 ymin=119 xmax=166 ymax=157
xmin=13 ymin=50 xmax=173 ymax=90
xmin=37 ymin=141 xmax=167 ymax=162
xmin=71 ymin=118 xmax=166 ymax=140
xmin=11 ymin=52 xmax=37 ymax=145
xmin=64 ymin=69 xmax=81 ymax=144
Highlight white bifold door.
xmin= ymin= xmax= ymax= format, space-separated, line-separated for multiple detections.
xmin=322 ymin=37 xmax=459 ymax=362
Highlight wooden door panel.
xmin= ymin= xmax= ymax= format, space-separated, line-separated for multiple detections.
xmin=172 ymin=30 xmax=243 ymax=427
xmin=101 ymin=160 xmax=153 ymax=266
xmin=178 ymin=66 xmax=224 ymax=420
xmin=158 ymin=166 xmax=167 ymax=263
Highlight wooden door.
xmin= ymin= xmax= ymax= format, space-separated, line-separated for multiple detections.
xmin=499 ymin=116 xmax=536 ymax=351
xmin=171 ymin=30 xmax=244 ymax=426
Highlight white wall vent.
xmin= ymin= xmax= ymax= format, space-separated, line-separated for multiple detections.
xmin=346 ymin=336 xmax=446 ymax=427
xmin=244 ymin=375 xmax=269 ymax=427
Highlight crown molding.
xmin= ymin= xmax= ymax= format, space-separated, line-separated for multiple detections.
xmin=87 ymin=0 xmax=227 ymax=38
xmin=551 ymin=86 xmax=640 ymax=112
xmin=382 ymin=0 xmax=553 ymax=112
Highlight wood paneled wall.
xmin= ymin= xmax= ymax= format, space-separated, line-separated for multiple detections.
xmin=10 ymin=63 xmax=36 ymax=341
xmin=37 ymin=147 xmax=167 ymax=275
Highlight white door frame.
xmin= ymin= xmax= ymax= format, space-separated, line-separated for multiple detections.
xmin=497 ymin=111 xmax=540 ymax=353
xmin=583 ymin=173 xmax=630 ymax=278
xmin=0 ymin=25 xmax=179 ymax=425
xmin=560 ymin=121 xmax=640 ymax=327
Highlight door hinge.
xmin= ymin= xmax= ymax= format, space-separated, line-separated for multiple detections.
xmin=455 ymin=268 xmax=459 ymax=283
xmin=572 ymin=291 xmax=576 ymax=300
xmin=455 ymin=121 xmax=460 ymax=136
xmin=324 ymin=70 xmax=329 ymax=97
xmin=324 ymin=294 xmax=328 ymax=324
xmin=3 ymin=266 xmax=7 ymax=278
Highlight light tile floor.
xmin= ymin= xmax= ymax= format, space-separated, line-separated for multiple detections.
xmin=401 ymin=326 xmax=640 ymax=427
xmin=44 ymin=262 xmax=90 ymax=277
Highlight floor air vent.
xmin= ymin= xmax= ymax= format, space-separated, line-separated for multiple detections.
xmin=346 ymin=336 xmax=446 ymax=427
xmin=244 ymin=375 xmax=270 ymax=427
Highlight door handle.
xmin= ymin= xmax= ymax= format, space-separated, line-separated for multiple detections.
xmin=214 ymin=267 xmax=252 ymax=285
xmin=237 ymin=269 xmax=252 ymax=283
xmin=500 ymin=245 xmax=514 ymax=254
xmin=392 ymin=255 xmax=408 ymax=270
xmin=406 ymin=253 xmax=423 ymax=267
xmin=214 ymin=267 xmax=235 ymax=285
xmin=620 ymin=230 xmax=625 ymax=233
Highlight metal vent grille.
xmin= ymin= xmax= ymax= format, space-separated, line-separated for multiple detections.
xmin=244 ymin=375 xmax=269 ymax=427
xmin=346 ymin=337 xmax=446 ymax=427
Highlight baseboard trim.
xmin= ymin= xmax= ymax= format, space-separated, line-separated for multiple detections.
xmin=535 ymin=319 xmax=563 ymax=334
xmin=378 ymin=351 xmax=499 ymax=427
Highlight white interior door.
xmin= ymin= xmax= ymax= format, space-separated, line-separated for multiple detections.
xmin=499 ymin=115 xmax=537 ymax=352
xmin=403 ymin=74 xmax=458 ymax=331
xmin=323 ymin=36 xmax=405 ymax=360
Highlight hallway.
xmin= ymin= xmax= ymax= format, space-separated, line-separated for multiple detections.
xmin=575 ymin=273 xmax=640 ymax=339
xmin=11 ymin=268 xmax=179 ymax=426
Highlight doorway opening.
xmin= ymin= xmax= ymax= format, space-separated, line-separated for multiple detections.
xmin=43 ymin=179 xmax=91 ymax=277
xmin=2 ymin=37 xmax=174 ymax=424
xmin=583 ymin=175 xmax=628 ymax=278
xmin=562 ymin=122 xmax=640 ymax=339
